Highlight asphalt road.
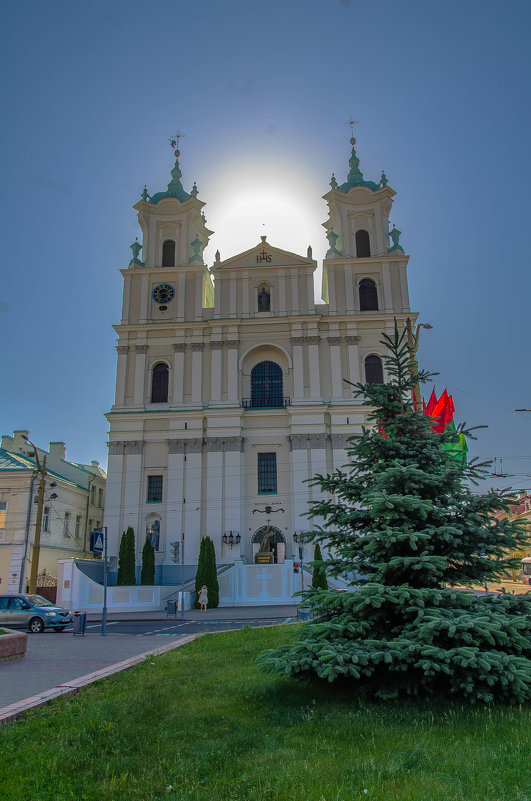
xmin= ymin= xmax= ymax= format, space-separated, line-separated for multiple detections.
xmin=42 ymin=616 xmax=293 ymax=637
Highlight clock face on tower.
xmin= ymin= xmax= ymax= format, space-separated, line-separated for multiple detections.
xmin=152 ymin=283 xmax=175 ymax=304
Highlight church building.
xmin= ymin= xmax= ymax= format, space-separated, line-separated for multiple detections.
xmin=104 ymin=135 xmax=415 ymax=599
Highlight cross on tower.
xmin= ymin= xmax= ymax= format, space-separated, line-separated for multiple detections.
xmin=169 ymin=131 xmax=185 ymax=150
xmin=345 ymin=118 xmax=358 ymax=138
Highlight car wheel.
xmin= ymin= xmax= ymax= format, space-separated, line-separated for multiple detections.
xmin=54 ymin=627 xmax=66 ymax=632
xmin=29 ymin=617 xmax=44 ymax=633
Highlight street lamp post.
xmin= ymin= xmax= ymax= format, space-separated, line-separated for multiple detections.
xmin=22 ymin=435 xmax=47 ymax=594
xmin=405 ymin=317 xmax=432 ymax=409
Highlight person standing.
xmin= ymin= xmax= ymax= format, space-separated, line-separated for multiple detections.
xmin=198 ymin=585 xmax=208 ymax=612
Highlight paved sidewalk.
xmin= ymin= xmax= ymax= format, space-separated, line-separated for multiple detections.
xmin=86 ymin=604 xmax=300 ymax=622
xmin=0 ymin=632 xmax=193 ymax=721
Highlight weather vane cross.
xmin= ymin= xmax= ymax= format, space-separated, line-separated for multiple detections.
xmin=345 ymin=118 xmax=358 ymax=138
xmin=169 ymin=131 xmax=185 ymax=151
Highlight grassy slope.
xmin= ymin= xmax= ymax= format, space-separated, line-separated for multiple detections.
xmin=0 ymin=625 xmax=529 ymax=801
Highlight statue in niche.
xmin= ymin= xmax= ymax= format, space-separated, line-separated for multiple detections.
xmin=258 ymin=285 xmax=271 ymax=312
xmin=147 ymin=519 xmax=160 ymax=551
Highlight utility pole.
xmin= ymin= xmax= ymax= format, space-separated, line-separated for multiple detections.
xmin=23 ymin=435 xmax=47 ymax=595
xmin=405 ymin=318 xmax=432 ymax=409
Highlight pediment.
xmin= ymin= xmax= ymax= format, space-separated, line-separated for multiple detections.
xmin=213 ymin=239 xmax=316 ymax=271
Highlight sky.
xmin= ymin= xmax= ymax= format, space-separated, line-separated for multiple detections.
xmin=1 ymin=0 xmax=530 ymax=493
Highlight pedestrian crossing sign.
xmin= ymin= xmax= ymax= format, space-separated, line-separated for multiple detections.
xmin=92 ymin=530 xmax=104 ymax=552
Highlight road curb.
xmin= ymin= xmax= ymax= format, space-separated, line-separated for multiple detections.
xmin=0 ymin=633 xmax=198 ymax=727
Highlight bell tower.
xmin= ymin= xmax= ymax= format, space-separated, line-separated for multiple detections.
xmin=321 ymin=130 xmax=410 ymax=317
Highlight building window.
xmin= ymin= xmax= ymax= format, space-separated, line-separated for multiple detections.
xmin=258 ymin=453 xmax=277 ymax=494
xmin=98 ymin=488 xmax=104 ymax=507
xmin=365 ymin=355 xmax=384 ymax=384
xmin=147 ymin=475 xmax=163 ymax=503
xmin=359 ymin=279 xmax=378 ymax=311
xmin=355 ymin=229 xmax=371 ymax=257
xmin=43 ymin=506 xmax=50 ymax=532
xmin=151 ymin=363 xmax=169 ymax=403
xmin=75 ymin=515 xmax=82 ymax=539
xmin=257 ymin=283 xmax=271 ymax=312
xmin=91 ymin=486 xmax=96 ymax=505
xmin=0 ymin=501 xmax=6 ymax=530
xmin=250 ymin=361 xmax=283 ymax=408
xmin=88 ymin=518 xmax=93 ymax=533
xmin=64 ymin=511 xmax=71 ymax=537
xmin=162 ymin=239 xmax=176 ymax=266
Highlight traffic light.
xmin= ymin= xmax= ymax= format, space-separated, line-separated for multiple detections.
xmin=293 ymin=561 xmax=299 ymax=573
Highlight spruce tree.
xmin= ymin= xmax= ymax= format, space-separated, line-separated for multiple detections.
xmin=141 ymin=537 xmax=155 ymax=585
xmin=194 ymin=536 xmax=219 ymax=608
xmin=259 ymin=325 xmax=531 ymax=703
xmin=116 ymin=526 xmax=136 ymax=586
xmin=311 ymin=542 xmax=328 ymax=590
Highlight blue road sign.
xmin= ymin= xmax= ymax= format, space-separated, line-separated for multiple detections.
xmin=92 ymin=530 xmax=104 ymax=553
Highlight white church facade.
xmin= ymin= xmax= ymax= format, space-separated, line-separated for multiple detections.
xmin=103 ymin=136 xmax=415 ymax=594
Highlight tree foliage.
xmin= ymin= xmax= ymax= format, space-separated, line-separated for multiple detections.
xmin=311 ymin=542 xmax=328 ymax=590
xmin=141 ymin=537 xmax=155 ymax=585
xmin=194 ymin=536 xmax=219 ymax=608
xmin=258 ymin=324 xmax=531 ymax=703
xmin=117 ymin=526 xmax=136 ymax=586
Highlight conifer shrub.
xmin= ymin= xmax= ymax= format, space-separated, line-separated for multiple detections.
xmin=258 ymin=324 xmax=531 ymax=703
xmin=141 ymin=537 xmax=155 ymax=585
xmin=311 ymin=542 xmax=328 ymax=590
xmin=116 ymin=526 xmax=136 ymax=586
xmin=194 ymin=536 xmax=219 ymax=608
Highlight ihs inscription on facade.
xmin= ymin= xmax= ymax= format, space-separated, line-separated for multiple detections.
xmin=256 ymin=250 xmax=272 ymax=263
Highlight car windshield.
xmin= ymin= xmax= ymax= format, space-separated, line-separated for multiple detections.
xmin=26 ymin=595 xmax=54 ymax=607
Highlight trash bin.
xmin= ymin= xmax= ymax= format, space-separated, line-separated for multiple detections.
xmin=166 ymin=599 xmax=177 ymax=617
xmin=73 ymin=611 xmax=87 ymax=636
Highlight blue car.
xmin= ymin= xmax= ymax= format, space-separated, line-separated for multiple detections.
xmin=0 ymin=594 xmax=73 ymax=633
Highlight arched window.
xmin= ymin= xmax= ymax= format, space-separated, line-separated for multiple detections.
xmin=162 ymin=239 xmax=175 ymax=267
xmin=257 ymin=284 xmax=271 ymax=312
xmin=151 ymin=363 xmax=169 ymax=403
xmin=365 ymin=355 xmax=384 ymax=384
xmin=355 ymin=229 xmax=371 ymax=258
xmin=359 ymin=278 xmax=378 ymax=311
xmin=250 ymin=361 xmax=283 ymax=407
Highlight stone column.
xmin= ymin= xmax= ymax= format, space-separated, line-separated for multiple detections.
xmin=229 ymin=271 xmax=237 ymax=317
xmin=173 ymin=343 xmax=185 ymax=404
xmin=121 ymin=274 xmax=132 ymax=324
xmin=307 ymin=336 xmax=321 ymax=399
xmin=344 ymin=266 xmax=355 ymax=313
xmin=309 ymin=435 xmax=327 ymax=534
xmin=331 ymin=434 xmax=349 ymax=473
xmin=290 ymin=270 xmax=299 ymax=314
xmin=195 ymin=272 xmax=203 ymax=319
xmin=381 ymin=264 xmax=393 ymax=312
xmin=224 ymin=438 xmax=244 ymax=558
xmin=183 ymin=439 xmax=203 ymax=564
xmin=328 ymin=337 xmax=343 ymax=399
xmin=133 ymin=344 xmax=148 ymax=406
xmin=306 ymin=269 xmax=314 ymax=312
xmin=214 ymin=274 xmax=222 ymax=318
xmin=210 ymin=341 xmax=223 ymax=402
xmin=226 ymin=340 xmax=239 ymax=402
xmin=399 ymin=263 xmax=410 ymax=312
xmin=167 ymin=440 xmax=185 ymax=560
xmin=191 ymin=343 xmax=203 ymax=403
xmin=242 ymin=272 xmax=249 ymax=317
xmin=206 ymin=439 xmax=224 ymax=561
xmin=327 ymin=266 xmax=336 ymax=313
xmin=290 ymin=435 xmax=310 ymax=536
xmin=122 ymin=441 xmax=144 ymax=557
xmin=177 ymin=274 xmax=186 ymax=321
xmin=346 ymin=335 xmax=361 ymax=386
xmin=105 ymin=442 xmax=126 ymax=557
xmin=115 ymin=345 xmax=129 ymax=406
xmin=291 ymin=337 xmax=305 ymax=401
xmin=139 ymin=275 xmax=149 ymax=323
xmin=278 ymin=269 xmax=287 ymax=316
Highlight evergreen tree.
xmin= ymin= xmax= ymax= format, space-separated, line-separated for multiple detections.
xmin=141 ymin=537 xmax=155 ymax=585
xmin=194 ymin=536 xmax=219 ymax=608
xmin=259 ymin=324 xmax=531 ymax=703
xmin=116 ymin=526 xmax=136 ymax=586
xmin=311 ymin=542 xmax=328 ymax=590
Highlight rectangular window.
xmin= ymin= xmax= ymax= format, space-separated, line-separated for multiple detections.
xmin=88 ymin=518 xmax=93 ymax=533
xmin=0 ymin=502 xmax=6 ymax=530
xmin=75 ymin=514 xmax=82 ymax=539
xmin=91 ymin=486 xmax=96 ymax=505
xmin=258 ymin=453 xmax=277 ymax=494
xmin=43 ymin=506 xmax=50 ymax=532
xmin=147 ymin=475 xmax=163 ymax=503
xmin=64 ymin=511 xmax=71 ymax=537
xmin=98 ymin=488 xmax=104 ymax=507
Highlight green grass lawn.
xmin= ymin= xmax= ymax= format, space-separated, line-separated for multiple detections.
xmin=0 ymin=625 xmax=529 ymax=801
